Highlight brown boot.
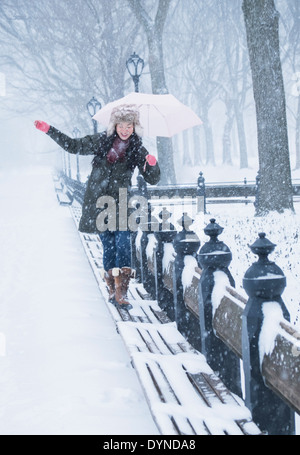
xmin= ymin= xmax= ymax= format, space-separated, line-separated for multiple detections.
xmin=113 ymin=267 xmax=134 ymax=308
xmin=103 ymin=269 xmax=115 ymax=303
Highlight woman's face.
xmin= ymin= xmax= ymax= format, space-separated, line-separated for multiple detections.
xmin=116 ymin=122 xmax=134 ymax=140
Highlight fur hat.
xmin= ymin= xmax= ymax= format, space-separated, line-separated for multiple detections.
xmin=107 ymin=104 xmax=143 ymax=137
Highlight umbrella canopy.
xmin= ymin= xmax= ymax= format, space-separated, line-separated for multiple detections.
xmin=92 ymin=92 xmax=202 ymax=138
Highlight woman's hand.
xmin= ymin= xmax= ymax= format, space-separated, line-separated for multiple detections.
xmin=145 ymin=154 xmax=157 ymax=166
xmin=34 ymin=120 xmax=50 ymax=133
xmin=144 ymin=154 xmax=157 ymax=172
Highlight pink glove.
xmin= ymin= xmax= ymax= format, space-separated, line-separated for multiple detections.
xmin=34 ymin=120 xmax=50 ymax=133
xmin=145 ymin=154 xmax=157 ymax=166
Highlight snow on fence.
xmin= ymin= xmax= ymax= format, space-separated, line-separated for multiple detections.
xmin=132 ymin=216 xmax=300 ymax=436
xmin=59 ymin=169 xmax=300 ymax=217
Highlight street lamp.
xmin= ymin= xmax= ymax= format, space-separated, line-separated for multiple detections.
xmin=126 ymin=52 xmax=144 ymax=92
xmin=73 ymin=127 xmax=81 ymax=182
xmin=86 ymin=96 xmax=101 ymax=134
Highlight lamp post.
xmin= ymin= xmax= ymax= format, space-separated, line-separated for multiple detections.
xmin=73 ymin=127 xmax=81 ymax=182
xmin=126 ymin=52 xmax=144 ymax=92
xmin=86 ymin=96 xmax=101 ymax=134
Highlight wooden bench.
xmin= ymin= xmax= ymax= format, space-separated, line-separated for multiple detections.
xmin=136 ymin=235 xmax=300 ymax=431
xmin=53 ymin=176 xmax=73 ymax=205
xmin=56 ymin=191 xmax=73 ymax=205
xmin=180 ymin=262 xmax=300 ymax=417
xmin=116 ymin=319 xmax=261 ymax=435
xmin=68 ymin=203 xmax=262 ymax=435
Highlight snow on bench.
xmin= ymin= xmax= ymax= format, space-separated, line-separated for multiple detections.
xmin=66 ymin=202 xmax=262 ymax=435
xmin=116 ymin=320 xmax=261 ymax=435
xmin=53 ymin=177 xmax=73 ymax=205
xmin=182 ymin=265 xmax=300 ymax=416
xmin=56 ymin=192 xmax=73 ymax=205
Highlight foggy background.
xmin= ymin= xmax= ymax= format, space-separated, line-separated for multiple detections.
xmin=0 ymin=0 xmax=299 ymax=182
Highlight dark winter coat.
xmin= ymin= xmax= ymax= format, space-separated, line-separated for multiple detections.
xmin=47 ymin=126 xmax=160 ymax=233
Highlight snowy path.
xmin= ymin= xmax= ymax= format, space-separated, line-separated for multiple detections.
xmin=0 ymin=167 xmax=158 ymax=435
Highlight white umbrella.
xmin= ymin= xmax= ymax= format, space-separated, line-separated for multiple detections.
xmin=92 ymin=92 xmax=202 ymax=137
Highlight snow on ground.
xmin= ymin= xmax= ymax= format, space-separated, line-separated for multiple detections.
xmin=171 ymin=158 xmax=300 ymax=329
xmin=192 ymin=204 xmax=300 ymax=330
xmin=0 ymin=166 xmax=158 ymax=435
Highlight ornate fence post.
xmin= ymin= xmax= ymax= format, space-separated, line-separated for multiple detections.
xmin=130 ymin=175 xmax=147 ymax=279
xmin=153 ymin=208 xmax=177 ymax=320
xmin=137 ymin=212 xmax=157 ymax=298
xmin=172 ymin=214 xmax=201 ymax=349
xmin=130 ymin=174 xmax=149 ymax=281
xmin=197 ymin=218 xmax=242 ymax=397
xmin=197 ymin=171 xmax=206 ymax=214
xmin=242 ymin=232 xmax=295 ymax=435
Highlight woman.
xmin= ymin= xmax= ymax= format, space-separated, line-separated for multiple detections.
xmin=34 ymin=105 xmax=160 ymax=309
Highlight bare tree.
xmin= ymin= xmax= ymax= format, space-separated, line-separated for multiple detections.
xmin=163 ymin=0 xmax=252 ymax=168
xmin=127 ymin=0 xmax=176 ymax=184
xmin=164 ymin=0 xmax=221 ymax=166
xmin=219 ymin=2 xmax=249 ymax=168
xmin=280 ymin=0 xmax=300 ymax=169
xmin=242 ymin=0 xmax=294 ymax=214
xmin=0 ymin=0 xmax=140 ymax=131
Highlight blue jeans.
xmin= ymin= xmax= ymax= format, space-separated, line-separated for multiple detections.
xmin=99 ymin=231 xmax=131 ymax=271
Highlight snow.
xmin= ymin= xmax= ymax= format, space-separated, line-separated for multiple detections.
xmin=131 ymin=350 xmax=253 ymax=435
xmin=181 ymin=255 xmax=199 ymax=291
xmin=211 ymin=271 xmax=232 ymax=316
xmin=145 ymin=233 xmax=157 ymax=260
xmin=0 ymin=163 xmax=299 ymax=435
xmin=191 ymin=205 xmax=300 ymax=329
xmin=0 ymin=166 xmax=158 ymax=435
xmin=259 ymin=301 xmax=285 ymax=366
xmin=118 ymin=316 xmax=261 ymax=435
xmin=162 ymin=243 xmax=175 ymax=273
xmin=259 ymin=301 xmax=300 ymax=366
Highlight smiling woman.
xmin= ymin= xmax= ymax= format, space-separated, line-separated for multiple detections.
xmin=34 ymin=104 xmax=160 ymax=310
xmin=116 ymin=122 xmax=134 ymax=141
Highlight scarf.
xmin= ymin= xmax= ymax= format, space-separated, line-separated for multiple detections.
xmin=106 ymin=137 xmax=129 ymax=164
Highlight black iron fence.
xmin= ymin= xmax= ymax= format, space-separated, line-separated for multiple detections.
xmin=54 ymin=169 xmax=300 ymax=435
xmin=131 ymin=216 xmax=300 ymax=436
xmin=59 ymin=169 xmax=300 ymax=214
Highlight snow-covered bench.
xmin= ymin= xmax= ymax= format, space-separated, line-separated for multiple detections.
xmin=182 ymin=264 xmax=300 ymax=418
xmin=68 ymin=203 xmax=261 ymax=435
xmin=146 ymin=230 xmax=300 ymax=434
xmin=116 ymin=315 xmax=261 ymax=435
xmin=132 ymin=222 xmax=300 ymax=435
xmin=53 ymin=175 xmax=73 ymax=205
xmin=56 ymin=191 xmax=73 ymax=205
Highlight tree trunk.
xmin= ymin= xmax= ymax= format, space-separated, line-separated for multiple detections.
xmin=242 ymin=0 xmax=294 ymax=214
xmin=233 ymin=99 xmax=248 ymax=168
xmin=193 ymin=126 xmax=202 ymax=165
xmin=147 ymin=28 xmax=176 ymax=184
xmin=220 ymin=2 xmax=248 ymax=169
xmin=295 ymin=95 xmax=300 ymax=169
xmin=222 ymin=102 xmax=234 ymax=165
xmin=201 ymin=109 xmax=215 ymax=165
xmin=127 ymin=0 xmax=176 ymax=185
